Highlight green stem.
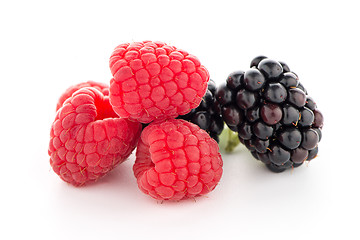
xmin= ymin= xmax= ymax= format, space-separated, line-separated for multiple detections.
xmin=219 ymin=125 xmax=240 ymax=153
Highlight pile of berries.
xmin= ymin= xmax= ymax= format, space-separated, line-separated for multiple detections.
xmin=49 ymin=42 xmax=323 ymax=202
xmin=49 ymin=41 xmax=223 ymax=201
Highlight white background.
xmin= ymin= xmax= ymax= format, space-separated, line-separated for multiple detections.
xmin=1 ymin=0 xmax=359 ymax=239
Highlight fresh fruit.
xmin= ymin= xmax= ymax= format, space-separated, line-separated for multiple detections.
xmin=217 ymin=56 xmax=323 ymax=172
xmin=56 ymin=81 xmax=109 ymax=111
xmin=133 ymin=119 xmax=223 ymax=201
xmin=49 ymin=87 xmax=142 ymax=186
xmin=109 ymin=41 xmax=210 ymax=123
xmin=178 ymin=79 xmax=224 ymax=142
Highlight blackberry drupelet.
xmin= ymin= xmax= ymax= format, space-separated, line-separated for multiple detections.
xmin=178 ymin=79 xmax=224 ymax=142
xmin=217 ymin=57 xmax=324 ymax=172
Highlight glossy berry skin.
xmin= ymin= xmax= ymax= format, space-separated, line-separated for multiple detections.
xmin=253 ymin=121 xmax=273 ymax=140
xmin=216 ymin=84 xmax=234 ymax=106
xmin=288 ymin=88 xmax=306 ymax=107
xmin=250 ymin=56 xmax=268 ymax=68
xmin=279 ymin=72 xmax=298 ymax=88
xmin=281 ymin=104 xmax=300 ymax=126
xmin=243 ymin=69 xmax=265 ymax=91
xmin=277 ymin=128 xmax=302 ymax=150
xmin=236 ymin=89 xmax=258 ymax=110
xmin=178 ymin=80 xmax=224 ymax=142
xmin=217 ymin=56 xmax=324 ymax=172
xmin=268 ymin=144 xmax=291 ymax=165
xmin=291 ymin=148 xmax=308 ymax=164
xmin=299 ymin=107 xmax=314 ymax=127
xmin=191 ymin=111 xmax=211 ymax=130
xmin=279 ymin=61 xmax=291 ymax=72
xmin=246 ymin=106 xmax=260 ymax=123
xmin=227 ymin=70 xmax=244 ymax=90
xmin=258 ymin=59 xmax=283 ymax=79
xmin=238 ymin=122 xmax=253 ymax=140
xmin=260 ymin=103 xmax=282 ymax=125
xmin=264 ymin=83 xmax=287 ymax=103
xmin=313 ymin=109 xmax=324 ymax=128
xmin=222 ymin=105 xmax=243 ymax=130
xmin=252 ymin=138 xmax=270 ymax=153
xmin=301 ymin=129 xmax=319 ymax=150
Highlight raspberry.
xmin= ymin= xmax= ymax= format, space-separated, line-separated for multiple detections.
xmin=217 ymin=57 xmax=323 ymax=172
xmin=133 ymin=119 xmax=223 ymax=201
xmin=49 ymin=87 xmax=142 ymax=186
xmin=56 ymin=81 xmax=109 ymax=111
xmin=109 ymin=41 xmax=210 ymax=123
xmin=178 ymin=79 xmax=224 ymax=142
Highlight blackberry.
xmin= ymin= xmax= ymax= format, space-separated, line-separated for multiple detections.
xmin=217 ymin=56 xmax=324 ymax=172
xmin=178 ymin=79 xmax=224 ymax=142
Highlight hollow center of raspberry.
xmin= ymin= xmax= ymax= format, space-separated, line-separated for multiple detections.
xmin=94 ymin=97 xmax=118 ymax=121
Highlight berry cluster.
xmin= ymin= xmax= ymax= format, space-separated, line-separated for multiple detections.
xmin=48 ymin=40 xmax=324 ymax=202
xmin=217 ymin=56 xmax=323 ymax=172
xmin=49 ymin=41 xmax=223 ymax=201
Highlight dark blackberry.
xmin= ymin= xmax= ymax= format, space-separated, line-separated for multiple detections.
xmin=178 ymin=79 xmax=224 ymax=142
xmin=217 ymin=56 xmax=324 ymax=172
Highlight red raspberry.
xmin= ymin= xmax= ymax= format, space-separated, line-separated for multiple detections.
xmin=109 ymin=41 xmax=210 ymax=123
xmin=133 ymin=119 xmax=223 ymax=201
xmin=56 ymin=81 xmax=109 ymax=111
xmin=49 ymin=87 xmax=142 ymax=186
